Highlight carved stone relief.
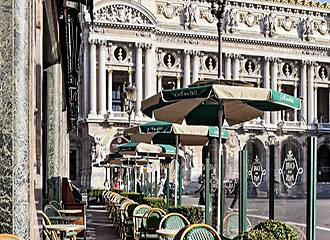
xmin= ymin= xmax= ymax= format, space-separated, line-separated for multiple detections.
xmin=244 ymin=12 xmax=257 ymax=27
xmin=318 ymin=65 xmax=329 ymax=81
xmin=262 ymin=13 xmax=276 ymax=37
xmin=316 ymin=20 xmax=328 ymax=35
xmin=200 ymin=7 xmax=215 ymax=23
xmin=107 ymin=44 xmax=132 ymax=64
xmin=299 ymin=16 xmax=314 ymax=41
xmin=201 ymin=53 xmax=218 ymax=73
xmin=183 ymin=3 xmax=199 ymax=29
xmin=158 ymin=2 xmax=180 ymax=19
xmin=94 ymin=4 xmax=153 ymax=25
xmin=224 ymin=8 xmax=238 ymax=33
xmin=158 ymin=49 xmax=180 ymax=70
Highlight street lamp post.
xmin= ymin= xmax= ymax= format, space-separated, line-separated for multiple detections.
xmin=206 ymin=0 xmax=227 ymax=80
xmin=124 ymin=83 xmax=137 ymax=127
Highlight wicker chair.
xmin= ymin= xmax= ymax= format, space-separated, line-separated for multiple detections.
xmin=49 ymin=200 xmax=62 ymax=210
xmin=38 ymin=211 xmax=77 ymax=240
xmin=173 ymin=224 xmax=221 ymax=240
xmin=158 ymin=213 xmax=190 ymax=240
xmin=44 ymin=205 xmax=63 ymax=224
xmin=133 ymin=205 xmax=152 ymax=240
xmin=0 ymin=234 xmax=21 ymax=240
xmin=140 ymin=208 xmax=166 ymax=240
xmin=122 ymin=202 xmax=139 ymax=240
xmin=223 ymin=212 xmax=252 ymax=239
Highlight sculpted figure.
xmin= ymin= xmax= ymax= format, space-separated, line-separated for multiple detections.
xmin=224 ymin=9 xmax=238 ymax=33
xmin=300 ymin=17 xmax=313 ymax=41
xmin=263 ymin=13 xmax=276 ymax=37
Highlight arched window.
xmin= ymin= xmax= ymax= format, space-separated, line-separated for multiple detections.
xmin=317 ymin=145 xmax=330 ymax=182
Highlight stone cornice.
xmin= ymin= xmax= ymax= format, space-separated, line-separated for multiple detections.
xmin=250 ymin=0 xmax=330 ymax=11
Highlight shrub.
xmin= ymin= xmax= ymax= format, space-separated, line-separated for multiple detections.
xmin=233 ymin=230 xmax=275 ymax=240
xmin=142 ymin=197 xmax=166 ymax=209
xmin=253 ymin=220 xmax=298 ymax=240
xmin=111 ymin=188 xmax=123 ymax=194
xmin=168 ymin=206 xmax=203 ymax=224
xmin=121 ymin=192 xmax=144 ymax=203
xmin=88 ymin=188 xmax=106 ymax=198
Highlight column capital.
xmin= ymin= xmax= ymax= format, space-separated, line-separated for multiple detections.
xmin=306 ymin=60 xmax=317 ymax=66
xmin=302 ymin=60 xmax=308 ymax=65
xmin=233 ymin=54 xmax=242 ymax=60
xmin=145 ymin=43 xmax=153 ymax=49
xmin=98 ymin=39 xmax=107 ymax=47
xmin=135 ymin=42 xmax=144 ymax=49
xmin=270 ymin=57 xmax=280 ymax=63
xmin=264 ymin=56 xmax=271 ymax=62
xmin=225 ymin=53 xmax=233 ymax=58
xmin=107 ymin=68 xmax=113 ymax=73
xmin=184 ymin=49 xmax=192 ymax=55
xmin=176 ymin=73 xmax=181 ymax=80
xmin=192 ymin=50 xmax=201 ymax=56
xmin=88 ymin=38 xmax=97 ymax=45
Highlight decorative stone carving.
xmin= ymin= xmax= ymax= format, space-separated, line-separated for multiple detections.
xmin=263 ymin=13 xmax=276 ymax=37
xmin=91 ymin=136 xmax=105 ymax=162
xmin=94 ymin=4 xmax=153 ymax=25
xmin=158 ymin=2 xmax=180 ymax=19
xmin=224 ymin=8 xmax=238 ymax=33
xmin=201 ymin=7 xmax=215 ymax=23
xmin=316 ymin=20 xmax=328 ymax=35
xmin=318 ymin=66 xmax=328 ymax=80
xmin=183 ymin=3 xmax=199 ymax=29
xmin=281 ymin=16 xmax=293 ymax=31
xmin=107 ymin=44 xmax=131 ymax=64
xmin=245 ymin=12 xmax=256 ymax=27
xmin=299 ymin=17 xmax=314 ymax=41
xmin=282 ymin=63 xmax=293 ymax=78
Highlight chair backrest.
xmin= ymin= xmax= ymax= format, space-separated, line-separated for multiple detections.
xmin=174 ymin=224 xmax=221 ymax=240
xmin=142 ymin=208 xmax=167 ymax=231
xmin=49 ymin=200 xmax=62 ymax=210
xmin=44 ymin=205 xmax=62 ymax=218
xmin=37 ymin=211 xmax=59 ymax=240
xmin=159 ymin=213 xmax=190 ymax=230
xmin=133 ymin=204 xmax=152 ymax=234
xmin=126 ymin=202 xmax=139 ymax=219
xmin=0 ymin=234 xmax=21 ymax=240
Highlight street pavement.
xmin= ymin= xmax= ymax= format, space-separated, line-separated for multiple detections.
xmin=183 ymin=195 xmax=330 ymax=240
xmin=85 ymin=206 xmax=120 ymax=240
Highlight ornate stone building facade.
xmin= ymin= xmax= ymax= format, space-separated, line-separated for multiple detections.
xmin=76 ymin=0 xmax=330 ymax=201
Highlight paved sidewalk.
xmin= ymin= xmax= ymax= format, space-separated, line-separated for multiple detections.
xmin=85 ymin=206 xmax=121 ymax=240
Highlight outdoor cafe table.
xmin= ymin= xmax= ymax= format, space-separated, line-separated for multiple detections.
xmin=58 ymin=209 xmax=82 ymax=214
xmin=156 ymin=229 xmax=180 ymax=239
xmin=48 ymin=216 xmax=80 ymax=222
xmin=45 ymin=224 xmax=85 ymax=238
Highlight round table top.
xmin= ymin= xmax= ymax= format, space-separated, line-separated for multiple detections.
xmin=58 ymin=209 xmax=82 ymax=214
xmin=45 ymin=224 xmax=85 ymax=232
xmin=48 ymin=216 xmax=80 ymax=221
xmin=156 ymin=229 xmax=180 ymax=238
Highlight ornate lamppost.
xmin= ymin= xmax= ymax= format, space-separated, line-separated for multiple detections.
xmin=123 ymin=83 xmax=137 ymax=127
xmin=206 ymin=0 xmax=227 ymax=80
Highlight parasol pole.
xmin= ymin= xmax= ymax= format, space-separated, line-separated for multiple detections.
xmin=217 ymin=102 xmax=224 ymax=232
xmin=166 ymin=160 xmax=170 ymax=209
xmin=134 ymin=157 xmax=137 ymax=193
xmin=174 ymin=135 xmax=179 ymax=207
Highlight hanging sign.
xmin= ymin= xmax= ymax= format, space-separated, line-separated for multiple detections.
xmin=279 ymin=150 xmax=303 ymax=189
xmin=109 ymin=136 xmax=129 ymax=153
xmin=248 ymin=156 xmax=266 ymax=188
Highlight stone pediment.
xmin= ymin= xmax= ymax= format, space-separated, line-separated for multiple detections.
xmin=93 ymin=3 xmax=155 ymax=26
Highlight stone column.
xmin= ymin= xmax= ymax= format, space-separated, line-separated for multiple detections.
xmin=271 ymin=58 xmax=278 ymax=125
xmin=264 ymin=57 xmax=271 ymax=124
xmin=314 ymin=85 xmax=318 ymax=123
xmin=233 ymin=54 xmax=241 ymax=80
xmin=128 ymin=67 xmax=132 ymax=84
xmin=135 ymin=43 xmax=143 ymax=116
xmin=277 ymin=81 xmax=282 ymax=122
xmin=192 ymin=51 xmax=200 ymax=83
xmin=83 ymin=29 xmax=89 ymax=118
xmin=301 ymin=61 xmax=307 ymax=124
xmin=107 ymin=69 xmax=113 ymax=114
xmin=98 ymin=40 xmax=107 ymax=116
xmin=157 ymin=74 xmax=162 ymax=92
xmin=294 ymin=83 xmax=298 ymax=122
xmin=183 ymin=50 xmax=191 ymax=88
xmin=225 ymin=53 xmax=232 ymax=80
xmin=145 ymin=43 xmax=154 ymax=98
xmin=89 ymin=39 xmax=97 ymax=117
xmin=176 ymin=74 xmax=181 ymax=89
xmin=307 ymin=61 xmax=315 ymax=124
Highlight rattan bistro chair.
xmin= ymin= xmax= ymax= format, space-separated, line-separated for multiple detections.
xmin=49 ymin=200 xmax=62 ymax=210
xmin=0 ymin=234 xmax=21 ymax=240
xmin=140 ymin=208 xmax=166 ymax=240
xmin=158 ymin=213 xmax=190 ymax=240
xmin=173 ymin=224 xmax=221 ymax=240
xmin=122 ymin=202 xmax=139 ymax=240
xmin=133 ymin=204 xmax=152 ymax=240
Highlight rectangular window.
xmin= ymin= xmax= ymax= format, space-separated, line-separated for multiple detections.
xmin=112 ymin=71 xmax=128 ymax=112
xmin=317 ymin=88 xmax=329 ymax=123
